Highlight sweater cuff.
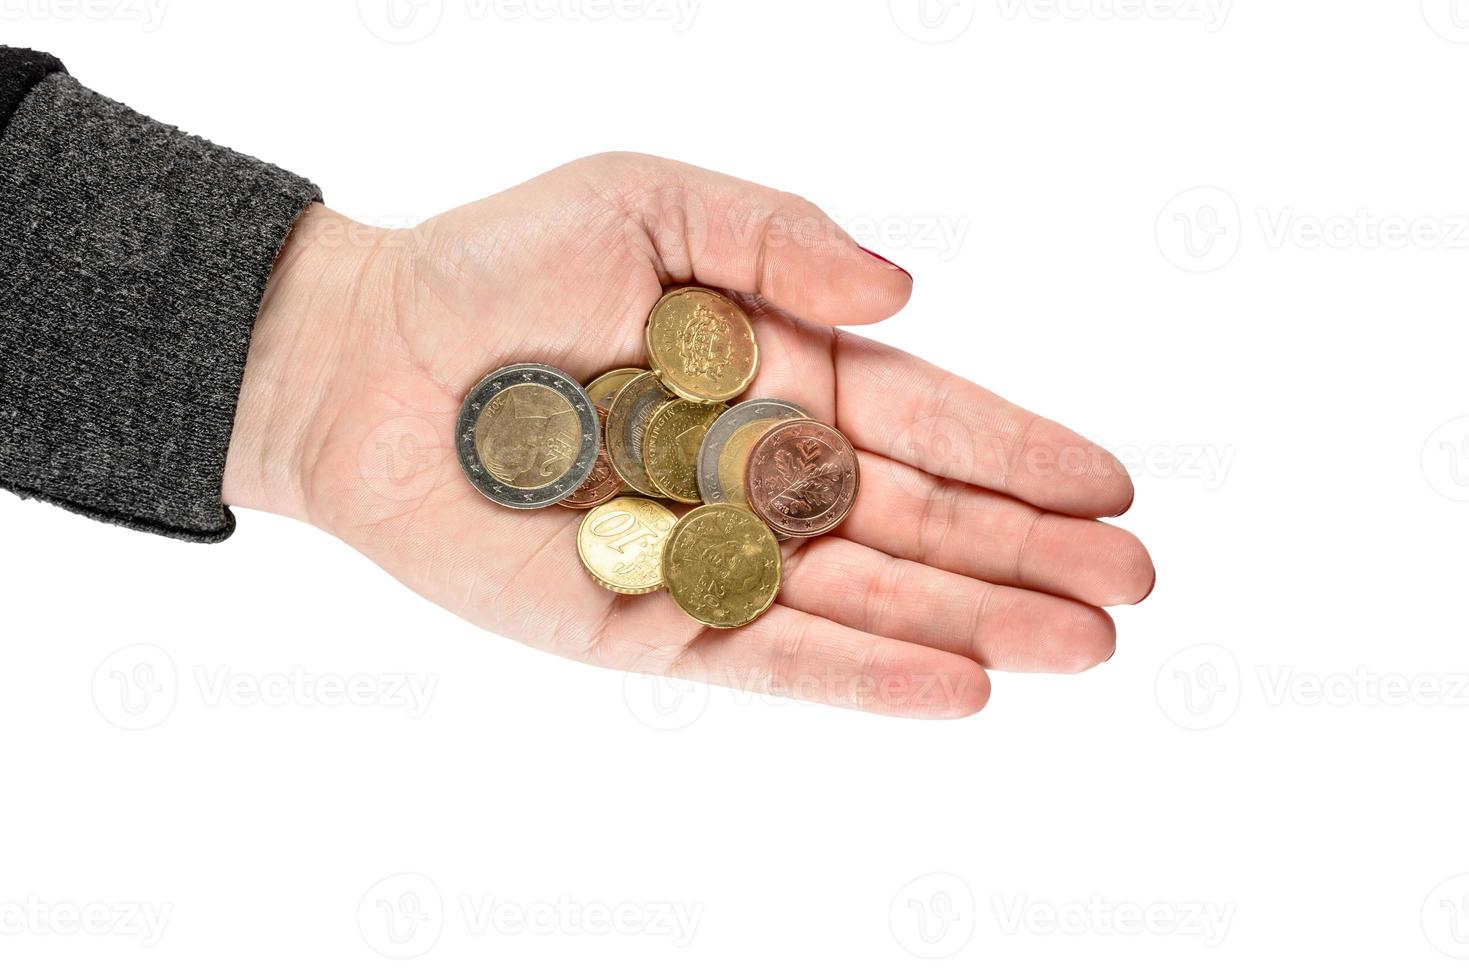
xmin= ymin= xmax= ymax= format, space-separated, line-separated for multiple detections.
xmin=0 ymin=69 xmax=321 ymax=542
xmin=0 ymin=46 xmax=64 ymax=137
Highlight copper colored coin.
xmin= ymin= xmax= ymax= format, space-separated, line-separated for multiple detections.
xmin=559 ymin=407 xmax=621 ymax=509
xmin=744 ymin=420 xmax=860 ymax=538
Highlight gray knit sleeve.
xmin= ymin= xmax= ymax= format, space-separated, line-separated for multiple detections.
xmin=0 ymin=67 xmax=320 ymax=542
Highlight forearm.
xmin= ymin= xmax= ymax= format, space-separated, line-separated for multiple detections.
xmin=0 ymin=47 xmax=320 ymax=540
xmin=222 ymin=204 xmax=400 ymax=525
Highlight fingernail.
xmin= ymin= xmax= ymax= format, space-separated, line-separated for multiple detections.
xmin=1135 ymin=570 xmax=1157 ymax=605
xmin=1110 ymin=484 xmax=1136 ymax=518
xmin=858 ymin=245 xmax=911 ymax=279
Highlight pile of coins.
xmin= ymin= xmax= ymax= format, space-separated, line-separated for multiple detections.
xmin=456 ymin=286 xmax=861 ymax=628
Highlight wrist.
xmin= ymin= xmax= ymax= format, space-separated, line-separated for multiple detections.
xmin=223 ymin=204 xmax=394 ymax=524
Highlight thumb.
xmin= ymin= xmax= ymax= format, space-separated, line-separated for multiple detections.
xmin=599 ymin=152 xmax=913 ymax=326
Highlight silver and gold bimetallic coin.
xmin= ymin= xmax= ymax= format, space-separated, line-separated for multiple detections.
xmin=645 ymin=287 xmax=759 ymax=404
xmin=584 ymin=367 xmax=644 ymax=411
xmin=696 ymin=398 xmax=808 ymax=505
xmin=456 ymin=362 xmax=600 ymax=509
xmin=605 ymin=370 xmax=675 ymax=498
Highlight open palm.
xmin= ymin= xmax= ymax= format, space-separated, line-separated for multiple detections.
xmin=229 ymin=153 xmax=1153 ymax=718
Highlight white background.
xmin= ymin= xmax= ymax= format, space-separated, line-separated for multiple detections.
xmin=3 ymin=0 xmax=1468 ymax=976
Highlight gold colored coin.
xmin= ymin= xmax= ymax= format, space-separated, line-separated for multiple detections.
xmin=584 ymin=367 xmax=643 ymax=410
xmin=715 ymin=418 xmax=783 ymax=508
xmin=605 ymin=371 xmax=675 ymax=498
xmin=645 ymin=287 xmax=758 ymax=404
xmin=643 ymin=400 xmax=727 ymax=504
xmin=577 ymin=498 xmax=678 ymax=595
xmin=662 ymin=504 xmax=781 ymax=628
xmin=474 ymin=383 xmax=582 ymax=490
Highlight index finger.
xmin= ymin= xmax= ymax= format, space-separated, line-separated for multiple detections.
xmin=834 ymin=332 xmax=1134 ymax=518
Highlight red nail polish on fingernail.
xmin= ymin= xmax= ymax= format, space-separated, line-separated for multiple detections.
xmin=858 ymin=245 xmax=911 ymax=279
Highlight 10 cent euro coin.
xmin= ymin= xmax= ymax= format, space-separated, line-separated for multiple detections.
xmin=577 ymin=498 xmax=678 ymax=595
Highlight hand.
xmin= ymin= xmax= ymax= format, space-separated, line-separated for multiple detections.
xmin=223 ymin=153 xmax=1154 ymax=718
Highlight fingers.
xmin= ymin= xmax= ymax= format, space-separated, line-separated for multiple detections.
xmin=675 ymin=603 xmax=990 ymax=718
xmin=833 ymin=331 xmax=1135 ymax=518
xmin=740 ymin=300 xmax=838 ymax=421
xmin=841 ymin=452 xmax=1155 ymax=607
xmin=598 ymin=153 xmax=913 ymax=327
xmin=780 ymin=536 xmax=1118 ymax=675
